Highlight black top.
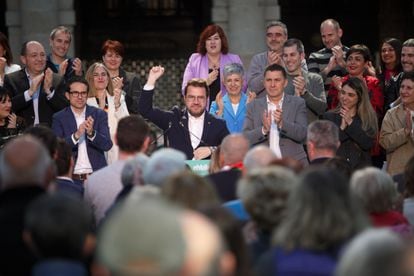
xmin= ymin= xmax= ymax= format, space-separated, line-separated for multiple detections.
xmin=208 ymin=68 xmax=220 ymax=109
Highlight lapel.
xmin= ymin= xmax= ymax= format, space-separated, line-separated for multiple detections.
xmin=181 ymin=111 xmax=193 ymax=146
xmin=281 ymin=94 xmax=291 ymax=122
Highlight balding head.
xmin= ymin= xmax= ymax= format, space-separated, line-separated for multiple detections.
xmin=243 ymin=145 xmax=276 ymax=174
xmin=220 ymin=134 xmax=249 ymax=166
xmin=0 ymin=135 xmax=53 ymax=190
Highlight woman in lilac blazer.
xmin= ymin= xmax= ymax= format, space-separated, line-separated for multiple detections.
xmin=182 ymin=24 xmax=246 ymax=108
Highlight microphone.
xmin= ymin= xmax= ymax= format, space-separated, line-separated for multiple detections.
xmin=179 ymin=115 xmax=207 ymax=146
xmin=151 ymin=121 xmax=172 ymax=146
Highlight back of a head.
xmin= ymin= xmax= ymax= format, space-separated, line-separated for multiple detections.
xmin=98 ymin=196 xmax=186 ymax=275
xmin=161 ymin=171 xmax=220 ymax=210
xmin=121 ymin=153 xmax=149 ymax=187
xmin=336 ymin=229 xmax=405 ymax=276
xmin=55 ymin=138 xmax=72 ymax=177
xmin=220 ymin=134 xmax=249 ymax=166
xmin=275 ymin=167 xmax=368 ymax=250
xmin=307 ymin=120 xmax=339 ymax=153
xmin=116 ymin=115 xmax=150 ymax=153
xmin=143 ymin=148 xmax=187 ymax=187
xmin=238 ymin=166 xmax=298 ymax=232
xmin=0 ymin=135 xmax=52 ymax=189
xmin=24 ymin=125 xmax=58 ymax=159
xmin=24 ymin=193 xmax=93 ymax=260
xmin=350 ymin=167 xmax=397 ymax=213
xmin=243 ymin=145 xmax=277 ymax=174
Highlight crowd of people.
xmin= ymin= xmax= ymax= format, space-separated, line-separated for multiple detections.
xmin=0 ymin=18 xmax=414 ymax=275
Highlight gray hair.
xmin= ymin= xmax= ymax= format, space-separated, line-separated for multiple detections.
xmin=238 ymin=166 xmax=298 ymax=231
xmin=266 ymin=21 xmax=288 ymax=37
xmin=121 ymin=153 xmax=149 ymax=187
xmin=49 ymin=26 xmax=72 ymax=41
xmin=223 ymin=63 xmax=244 ymax=80
xmin=403 ymin=38 xmax=414 ymax=48
xmin=143 ymin=148 xmax=187 ymax=187
xmin=307 ymin=120 xmax=339 ymax=152
xmin=336 ymin=229 xmax=405 ymax=276
xmin=0 ymin=135 xmax=53 ymax=189
xmin=350 ymin=167 xmax=398 ymax=213
xmin=243 ymin=145 xmax=276 ymax=174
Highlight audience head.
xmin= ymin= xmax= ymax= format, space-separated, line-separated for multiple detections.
xmin=320 ymin=18 xmax=343 ymax=49
xmin=219 ymin=134 xmax=249 ymax=167
xmin=49 ymin=26 xmax=72 ymax=59
xmin=223 ymin=63 xmax=244 ymax=96
xmin=340 ymin=77 xmax=378 ymax=136
xmin=264 ymin=64 xmax=288 ymax=100
xmin=336 ymin=229 xmax=405 ymax=276
xmin=350 ymin=167 xmax=398 ymax=213
xmin=121 ymin=153 xmax=149 ymax=187
xmin=0 ymin=86 xmax=13 ymax=122
xmin=269 ymin=157 xmax=304 ymax=174
xmin=85 ymin=62 xmax=114 ymax=97
xmin=143 ymin=148 xmax=187 ymax=187
xmin=98 ymin=196 xmax=233 ymax=276
xmin=54 ymin=138 xmax=73 ymax=177
xmin=400 ymin=71 xmax=414 ymax=108
xmin=275 ymin=167 xmax=368 ymax=250
xmin=379 ymin=38 xmax=402 ymax=73
xmin=101 ymin=39 xmax=125 ymax=72
xmin=345 ymin=44 xmax=372 ymax=78
xmin=23 ymin=193 xmax=94 ymax=260
xmin=402 ymin=38 xmax=414 ymax=73
xmin=265 ymin=21 xmax=288 ymax=52
xmin=64 ymin=76 xmax=89 ymax=111
xmin=0 ymin=135 xmax=53 ymax=190
xmin=20 ymin=41 xmax=46 ymax=75
xmin=0 ymin=32 xmax=14 ymax=65
xmin=197 ymin=24 xmax=229 ymax=55
xmin=243 ymin=145 xmax=276 ymax=174
xmin=183 ymin=78 xmax=210 ymax=117
xmin=307 ymin=120 xmax=339 ymax=161
xmin=161 ymin=171 xmax=220 ymax=210
xmin=208 ymin=145 xmax=221 ymax=174
xmin=282 ymin=38 xmax=305 ymax=74
xmin=238 ymin=166 xmax=298 ymax=232
xmin=116 ymin=115 xmax=150 ymax=154
xmin=24 ymin=125 xmax=58 ymax=159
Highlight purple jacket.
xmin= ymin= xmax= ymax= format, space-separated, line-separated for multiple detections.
xmin=181 ymin=53 xmax=247 ymax=96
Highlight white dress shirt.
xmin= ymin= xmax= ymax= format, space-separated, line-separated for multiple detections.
xmin=267 ymin=95 xmax=283 ymax=158
xmin=71 ymin=107 xmax=93 ymax=174
xmin=188 ymin=112 xmax=205 ymax=150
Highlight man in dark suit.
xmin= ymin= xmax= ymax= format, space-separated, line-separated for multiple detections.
xmin=52 ymin=76 xmax=112 ymax=184
xmin=139 ymin=66 xmax=229 ymax=159
xmin=243 ymin=63 xmax=308 ymax=165
xmin=307 ymin=120 xmax=340 ymax=165
xmin=3 ymin=41 xmax=68 ymax=127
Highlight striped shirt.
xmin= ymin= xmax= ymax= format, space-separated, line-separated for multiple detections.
xmin=307 ymin=46 xmax=349 ymax=91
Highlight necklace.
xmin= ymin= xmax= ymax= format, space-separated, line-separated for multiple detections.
xmin=208 ymin=55 xmax=220 ymax=70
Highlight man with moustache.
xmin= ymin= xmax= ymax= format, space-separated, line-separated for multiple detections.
xmin=308 ymin=19 xmax=349 ymax=92
xmin=247 ymin=21 xmax=307 ymax=97
xmin=138 ymin=66 xmax=229 ymax=160
xmin=385 ymin=38 xmax=414 ymax=110
xmin=243 ymin=64 xmax=308 ymax=165
xmin=3 ymin=41 xmax=67 ymax=127
xmin=282 ymin=38 xmax=326 ymax=123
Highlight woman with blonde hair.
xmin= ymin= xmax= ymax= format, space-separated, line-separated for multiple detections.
xmin=324 ymin=77 xmax=378 ymax=170
xmin=85 ymin=62 xmax=129 ymax=164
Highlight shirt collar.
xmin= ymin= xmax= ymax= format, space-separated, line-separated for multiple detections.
xmin=188 ymin=111 xmax=205 ymax=121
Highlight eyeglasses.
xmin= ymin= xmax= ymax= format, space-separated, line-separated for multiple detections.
xmin=69 ymin=91 xmax=88 ymax=97
xmin=186 ymin=95 xmax=206 ymax=102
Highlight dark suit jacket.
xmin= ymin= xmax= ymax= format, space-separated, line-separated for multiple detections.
xmin=46 ymin=54 xmax=80 ymax=82
xmin=206 ymin=169 xmax=242 ymax=202
xmin=243 ymin=94 xmax=308 ymax=165
xmin=3 ymin=68 xmax=68 ymax=127
xmin=138 ymin=89 xmax=229 ymax=159
xmin=55 ymin=177 xmax=84 ymax=198
xmin=52 ymin=105 xmax=113 ymax=171
xmin=119 ymin=68 xmax=143 ymax=115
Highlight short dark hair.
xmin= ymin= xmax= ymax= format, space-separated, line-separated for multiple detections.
xmin=401 ymin=71 xmax=414 ymax=83
xmin=184 ymin=78 xmax=210 ymax=98
xmin=24 ymin=194 xmax=93 ymax=260
xmin=65 ymin=76 xmax=89 ymax=93
xmin=0 ymin=86 xmax=12 ymax=103
xmin=264 ymin=63 xmax=287 ymax=79
xmin=197 ymin=24 xmax=229 ymax=55
xmin=116 ymin=115 xmax=150 ymax=153
xmin=24 ymin=125 xmax=58 ymax=158
xmin=283 ymin=38 xmax=305 ymax=54
xmin=55 ymin=138 xmax=72 ymax=176
xmin=346 ymin=44 xmax=372 ymax=62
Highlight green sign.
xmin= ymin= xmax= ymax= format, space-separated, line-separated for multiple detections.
xmin=185 ymin=160 xmax=210 ymax=176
